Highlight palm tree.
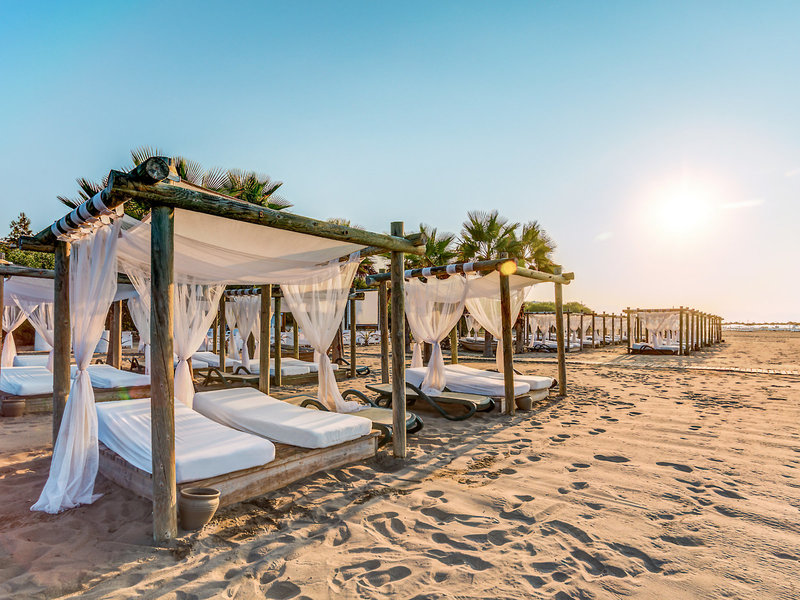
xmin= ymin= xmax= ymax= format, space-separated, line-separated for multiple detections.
xmin=517 ymin=220 xmax=557 ymax=273
xmin=219 ymin=169 xmax=292 ymax=211
xmin=406 ymin=224 xmax=458 ymax=269
xmin=458 ymin=210 xmax=521 ymax=261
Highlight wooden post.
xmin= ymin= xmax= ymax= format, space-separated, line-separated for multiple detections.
xmin=52 ymin=240 xmax=71 ymax=445
xmin=150 ymin=205 xmax=177 ymax=545
xmin=554 ymin=268 xmax=567 ymax=396
xmin=499 ymin=267 xmax=515 ymax=415
xmin=349 ymin=297 xmax=357 ymax=378
xmin=274 ymin=296 xmax=282 ymax=386
xmin=449 ymin=325 xmax=459 ymax=364
xmin=212 ymin=315 xmax=217 ymax=352
xmin=378 ymin=279 xmax=389 ymax=384
xmin=292 ymin=317 xmax=300 ymax=359
xmin=591 ymin=313 xmax=597 ymax=348
xmin=626 ymin=309 xmax=632 ymax=354
xmin=218 ymin=295 xmax=227 ymax=370
xmin=679 ymin=307 xmax=684 ymax=356
xmin=565 ymin=312 xmax=571 ymax=354
xmin=602 ymin=314 xmax=607 ymax=346
xmin=259 ymin=285 xmax=271 ymax=394
xmin=390 ymin=222 xmax=407 ymax=458
xmin=611 ymin=314 xmax=615 ymax=346
xmin=579 ymin=313 xmax=584 ymax=352
xmin=107 ymin=300 xmax=122 ymax=369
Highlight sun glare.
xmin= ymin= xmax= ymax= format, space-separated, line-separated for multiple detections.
xmin=652 ymin=178 xmax=715 ymax=237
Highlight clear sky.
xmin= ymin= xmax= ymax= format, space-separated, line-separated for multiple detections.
xmin=1 ymin=1 xmax=797 ymax=321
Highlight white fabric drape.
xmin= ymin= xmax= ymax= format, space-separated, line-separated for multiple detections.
xmin=404 ymin=277 xmax=467 ymax=395
xmin=281 ymin=260 xmax=360 ymax=412
xmin=230 ymin=296 xmax=260 ymax=370
xmin=33 ymin=219 xmax=121 ymax=514
xmin=173 ymin=284 xmax=225 ymax=407
xmin=464 ymin=272 xmax=531 ymax=372
xmin=127 ymin=296 xmax=150 ymax=374
xmin=225 ymin=300 xmax=239 ymax=360
xmin=15 ymin=301 xmax=56 ymax=371
xmin=2 ymin=305 xmax=28 ymax=367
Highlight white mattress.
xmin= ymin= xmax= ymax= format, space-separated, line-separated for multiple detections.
xmin=406 ymin=367 xmax=530 ymax=397
xmin=231 ymin=359 xmax=312 ymax=376
xmin=1 ymin=365 xmax=149 ymax=396
xmin=13 ymin=354 xmax=50 ymax=367
xmin=97 ymin=398 xmax=275 ymax=483
xmin=445 ymin=364 xmax=554 ymax=391
xmin=85 ymin=365 xmax=150 ymax=389
xmin=0 ymin=366 xmax=53 ymax=396
xmin=632 ymin=342 xmax=680 ymax=351
xmin=192 ymin=387 xmax=372 ymax=449
xmin=191 ymin=352 xmax=237 ymax=368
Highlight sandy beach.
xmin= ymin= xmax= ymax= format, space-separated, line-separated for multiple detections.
xmin=1 ymin=331 xmax=798 ymax=599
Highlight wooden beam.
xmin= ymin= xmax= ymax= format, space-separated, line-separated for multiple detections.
xmin=150 ymin=205 xmax=177 ymax=545
xmin=274 ymin=296 xmax=282 ymax=387
xmin=499 ymin=269 xmax=515 ymax=415
xmin=554 ymin=268 xmax=567 ymax=396
xmin=52 ymin=240 xmax=71 ymax=445
xmin=349 ymin=297 xmax=357 ymax=378
xmin=378 ymin=279 xmax=389 ymax=384
xmin=259 ymin=285 xmax=271 ymax=394
xmin=366 ymin=258 xmax=513 ymax=285
xmin=108 ymin=178 xmax=425 ymax=255
xmin=390 ymin=222 xmax=407 ymax=458
xmin=107 ymin=301 xmax=122 ymax=369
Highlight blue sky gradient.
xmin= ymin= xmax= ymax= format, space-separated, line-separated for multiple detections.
xmin=1 ymin=1 xmax=797 ymax=320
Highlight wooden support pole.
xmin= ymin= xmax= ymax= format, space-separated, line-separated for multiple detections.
xmin=390 ymin=222 xmax=407 ymax=458
xmin=378 ymin=279 xmax=389 ymax=384
xmin=611 ymin=314 xmax=615 ymax=346
xmin=679 ymin=307 xmax=684 ymax=356
xmin=579 ymin=313 xmax=584 ymax=352
xmin=602 ymin=314 xmax=607 ymax=346
xmin=292 ymin=319 xmax=300 ymax=359
xmin=449 ymin=325 xmax=459 ymax=364
xmin=499 ymin=269 xmax=516 ymax=415
xmin=150 ymin=205 xmax=177 ymax=545
xmin=554 ymin=268 xmax=567 ymax=396
xmin=592 ymin=313 xmax=597 ymax=348
xmin=274 ymin=296 xmax=282 ymax=387
xmin=259 ymin=285 xmax=271 ymax=395
xmin=349 ymin=297 xmax=357 ymax=378
xmin=212 ymin=315 xmax=218 ymax=352
xmin=218 ymin=295 xmax=227 ymax=370
xmin=52 ymin=240 xmax=71 ymax=445
xmin=107 ymin=300 xmax=122 ymax=369
xmin=565 ymin=312 xmax=571 ymax=354
xmin=626 ymin=308 xmax=632 ymax=354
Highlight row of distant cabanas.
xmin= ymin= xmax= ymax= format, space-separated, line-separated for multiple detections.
xmin=624 ymin=307 xmax=723 ymax=355
xmin=11 ymin=156 xmax=574 ymax=543
xmin=525 ymin=312 xmax=627 ymax=352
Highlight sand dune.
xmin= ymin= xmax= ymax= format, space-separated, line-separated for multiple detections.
xmin=0 ymin=331 xmax=798 ymax=599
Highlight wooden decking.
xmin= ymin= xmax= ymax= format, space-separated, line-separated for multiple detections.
xmin=98 ymin=432 xmax=380 ymax=508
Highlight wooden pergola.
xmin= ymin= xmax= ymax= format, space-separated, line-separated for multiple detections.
xmin=21 ymin=157 xmax=425 ymax=544
xmin=624 ymin=307 xmax=723 ymax=355
xmin=365 ymin=257 xmax=575 ymax=412
xmin=525 ymin=311 xmax=626 ymax=351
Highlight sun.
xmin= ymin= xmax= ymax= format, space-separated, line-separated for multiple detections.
xmin=652 ymin=178 xmax=715 ymax=237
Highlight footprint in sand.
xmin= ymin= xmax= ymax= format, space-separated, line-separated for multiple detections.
xmin=266 ymin=581 xmax=302 ymax=599
xmin=572 ymin=481 xmax=589 ymax=490
xmin=656 ymin=461 xmax=693 ymax=473
xmin=572 ymin=463 xmax=591 ymax=469
xmin=594 ymin=454 xmax=630 ymax=463
xmin=588 ymin=428 xmax=606 ymax=435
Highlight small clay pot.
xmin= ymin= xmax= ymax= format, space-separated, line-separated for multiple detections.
xmin=1 ymin=399 xmax=25 ymax=418
xmin=179 ymin=487 xmax=220 ymax=531
xmin=515 ymin=396 xmax=533 ymax=411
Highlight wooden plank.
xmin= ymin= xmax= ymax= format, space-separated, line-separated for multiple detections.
xmin=274 ymin=296 xmax=282 ymax=387
xmin=259 ymin=285 xmax=271 ymax=395
xmin=98 ymin=433 xmax=379 ymax=508
xmin=390 ymin=222 xmax=407 ymax=458
xmin=554 ymin=268 xmax=567 ymax=396
xmin=52 ymin=240 xmax=71 ymax=445
xmin=499 ymin=270 xmax=515 ymax=415
xmin=150 ymin=205 xmax=177 ymax=545
xmin=378 ymin=279 xmax=389 ymax=383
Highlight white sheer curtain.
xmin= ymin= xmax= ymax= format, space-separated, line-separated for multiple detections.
xmin=404 ymin=277 xmax=466 ymax=395
xmin=32 ymin=219 xmax=121 ymax=514
xmin=2 ymin=305 xmax=28 ymax=367
xmin=15 ymin=301 xmax=55 ymax=371
xmin=127 ymin=296 xmax=150 ymax=374
xmin=281 ymin=260 xmax=360 ymax=412
xmin=465 ymin=273 xmax=529 ymax=372
xmin=173 ymin=284 xmax=225 ymax=406
xmin=225 ymin=300 xmax=240 ymax=360
xmin=231 ymin=296 xmax=260 ymax=370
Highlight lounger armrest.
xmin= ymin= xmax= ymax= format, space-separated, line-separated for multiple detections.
xmin=299 ymin=397 xmax=328 ymax=411
xmin=234 ymin=366 xmax=253 ymax=375
xmin=342 ymin=388 xmax=380 ymax=408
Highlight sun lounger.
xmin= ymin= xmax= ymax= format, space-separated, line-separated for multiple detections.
xmin=444 ymin=364 xmax=553 ymax=402
xmin=282 ymin=391 xmax=424 ymax=444
xmin=231 ymin=359 xmax=316 ymax=376
xmin=365 ymin=380 xmax=495 ymax=421
xmin=191 ymin=351 xmax=237 ymax=370
xmin=192 ymin=387 xmax=372 ymax=449
xmin=406 ymin=366 xmax=529 ymax=398
xmin=13 ymin=354 xmax=51 ymax=367
xmin=97 ymin=397 xmax=275 ymax=483
xmin=631 ymin=342 xmax=679 ymax=355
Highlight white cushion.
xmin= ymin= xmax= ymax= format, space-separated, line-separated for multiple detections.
xmin=0 ymin=366 xmax=53 ymax=396
xmin=445 ymin=364 xmax=553 ymax=391
xmin=191 ymin=351 xmax=237 ymax=368
xmin=406 ymin=366 xmax=529 ymax=397
xmin=192 ymin=387 xmax=372 ymax=449
xmin=13 ymin=354 xmax=50 ymax=367
xmin=97 ymin=398 xmax=275 ymax=483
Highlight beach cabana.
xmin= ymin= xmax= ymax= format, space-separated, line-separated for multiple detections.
xmin=19 ymin=156 xmax=424 ymax=543
xmin=624 ymin=307 xmax=723 ymax=355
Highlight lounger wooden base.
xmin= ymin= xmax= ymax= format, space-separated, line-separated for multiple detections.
xmin=0 ymin=386 xmax=151 ymax=415
xmin=199 ymin=367 xmax=348 ymax=389
xmin=98 ymin=432 xmax=380 ymax=508
xmin=630 ymin=345 xmax=678 ymax=356
xmin=365 ymin=382 xmax=495 ymax=421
